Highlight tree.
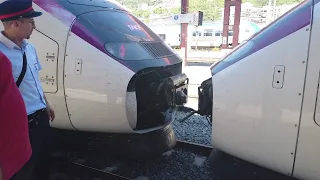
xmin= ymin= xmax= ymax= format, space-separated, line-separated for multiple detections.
xmin=188 ymin=0 xmax=224 ymax=21
xmin=170 ymin=7 xmax=181 ymax=14
xmin=117 ymin=0 xmax=305 ymax=21
xmin=246 ymin=0 xmax=304 ymax=7
xmin=153 ymin=8 xmax=169 ymax=14
xmin=132 ymin=9 xmax=152 ymax=19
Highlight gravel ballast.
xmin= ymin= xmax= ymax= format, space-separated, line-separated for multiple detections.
xmin=49 ymin=110 xmax=293 ymax=180
xmin=173 ymin=111 xmax=212 ymax=146
xmin=94 ymin=110 xmax=215 ymax=180
xmin=50 ymin=110 xmax=216 ymax=180
xmin=62 ymin=146 xmax=217 ymax=180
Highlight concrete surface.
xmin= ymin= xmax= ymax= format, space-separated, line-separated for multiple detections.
xmin=171 ymin=49 xmax=231 ymax=110
xmin=174 ymin=49 xmax=231 ymax=63
xmin=182 ymin=63 xmax=213 ymax=111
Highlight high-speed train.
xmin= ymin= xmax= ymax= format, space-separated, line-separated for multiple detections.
xmin=197 ymin=0 xmax=320 ymax=179
xmin=0 ymin=0 xmax=189 ymax=157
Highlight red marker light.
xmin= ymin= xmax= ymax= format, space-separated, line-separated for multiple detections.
xmin=120 ymin=44 xmax=126 ymax=58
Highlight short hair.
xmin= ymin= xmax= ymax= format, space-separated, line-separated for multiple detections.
xmin=2 ymin=21 xmax=13 ymax=26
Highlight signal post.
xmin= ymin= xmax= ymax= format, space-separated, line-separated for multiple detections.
xmin=222 ymin=0 xmax=242 ymax=49
xmin=181 ymin=0 xmax=188 ymax=67
xmin=172 ymin=0 xmax=203 ymax=66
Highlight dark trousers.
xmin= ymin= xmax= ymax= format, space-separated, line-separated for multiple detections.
xmin=10 ymin=108 xmax=51 ymax=180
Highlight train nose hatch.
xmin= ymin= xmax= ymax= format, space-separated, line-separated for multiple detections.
xmin=166 ymin=73 xmax=189 ymax=106
xmin=134 ymin=72 xmax=189 ymax=130
xmin=197 ymin=77 xmax=213 ymax=120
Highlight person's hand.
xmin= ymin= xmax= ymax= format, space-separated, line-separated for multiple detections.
xmin=47 ymin=105 xmax=55 ymax=122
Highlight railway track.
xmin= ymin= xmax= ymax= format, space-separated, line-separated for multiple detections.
xmin=49 ymin=140 xmax=214 ymax=180
xmin=49 ymin=139 xmax=300 ymax=180
xmin=174 ymin=140 xmax=213 ymax=156
xmin=50 ymin=157 xmax=130 ymax=180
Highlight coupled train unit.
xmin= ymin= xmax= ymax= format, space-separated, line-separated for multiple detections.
xmin=197 ymin=0 xmax=320 ymax=179
xmin=2 ymin=0 xmax=320 ymax=179
xmin=0 ymin=0 xmax=189 ymax=157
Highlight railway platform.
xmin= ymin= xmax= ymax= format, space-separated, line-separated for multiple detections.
xmin=173 ymin=49 xmax=231 ymax=63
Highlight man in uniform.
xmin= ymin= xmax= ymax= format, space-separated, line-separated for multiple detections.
xmin=0 ymin=0 xmax=55 ymax=179
xmin=0 ymin=52 xmax=32 ymax=180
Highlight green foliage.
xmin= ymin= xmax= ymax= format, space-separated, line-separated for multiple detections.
xmin=153 ymin=8 xmax=169 ymax=14
xmin=117 ymin=0 xmax=304 ymax=21
xmin=246 ymin=0 xmax=304 ymax=7
xmin=188 ymin=0 xmax=223 ymax=21
xmin=132 ymin=9 xmax=152 ymax=19
xmin=117 ymin=0 xmax=224 ymax=20
xmin=117 ymin=0 xmax=163 ymax=9
xmin=170 ymin=7 xmax=181 ymax=14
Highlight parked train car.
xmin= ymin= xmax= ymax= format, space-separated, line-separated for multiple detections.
xmin=149 ymin=20 xmax=260 ymax=48
xmin=197 ymin=0 xmax=320 ymax=179
xmin=0 ymin=0 xmax=189 ymax=157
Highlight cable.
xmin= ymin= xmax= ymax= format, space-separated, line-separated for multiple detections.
xmin=174 ymin=105 xmax=213 ymax=128
xmin=178 ymin=110 xmax=197 ymax=123
xmin=206 ymin=115 xmax=212 ymax=126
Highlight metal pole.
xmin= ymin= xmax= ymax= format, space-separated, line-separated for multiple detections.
xmin=181 ymin=0 xmax=189 ymax=66
xmin=273 ymin=0 xmax=277 ymax=20
xmin=221 ymin=0 xmax=241 ymax=49
xmin=233 ymin=0 xmax=241 ymax=48
xmin=268 ymin=0 xmax=272 ymax=23
xmin=221 ymin=0 xmax=230 ymax=49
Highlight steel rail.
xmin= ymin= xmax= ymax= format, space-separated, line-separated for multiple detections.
xmin=50 ymin=156 xmax=132 ymax=180
xmin=49 ymin=140 xmax=214 ymax=179
xmin=175 ymin=140 xmax=213 ymax=156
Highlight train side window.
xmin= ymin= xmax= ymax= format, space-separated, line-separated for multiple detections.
xmin=73 ymin=10 xmax=161 ymax=43
xmin=193 ymin=31 xmax=201 ymax=36
xmin=215 ymin=31 xmax=222 ymax=36
xmin=204 ymin=29 xmax=213 ymax=36
xmin=158 ymin=34 xmax=166 ymax=41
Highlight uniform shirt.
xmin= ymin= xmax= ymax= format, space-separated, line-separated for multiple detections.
xmin=0 ymin=52 xmax=32 ymax=180
xmin=0 ymin=32 xmax=46 ymax=115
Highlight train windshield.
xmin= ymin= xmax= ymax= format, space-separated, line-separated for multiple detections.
xmin=210 ymin=0 xmax=312 ymax=75
xmin=72 ymin=10 xmax=167 ymax=61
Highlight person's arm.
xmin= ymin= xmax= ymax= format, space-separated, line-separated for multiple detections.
xmin=0 ymin=54 xmax=7 ymax=180
xmin=0 ymin=168 xmax=3 ymax=180
xmin=44 ymin=94 xmax=55 ymax=121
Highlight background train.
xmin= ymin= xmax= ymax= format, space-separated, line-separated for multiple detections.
xmin=0 ymin=0 xmax=190 ymax=157
xmin=148 ymin=20 xmax=261 ymax=49
xmin=197 ymin=0 xmax=320 ymax=179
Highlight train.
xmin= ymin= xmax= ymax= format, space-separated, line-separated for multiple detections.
xmin=148 ymin=21 xmax=261 ymax=49
xmin=197 ymin=0 xmax=320 ymax=179
xmin=0 ymin=0 xmax=190 ymax=157
xmin=2 ymin=0 xmax=319 ymax=179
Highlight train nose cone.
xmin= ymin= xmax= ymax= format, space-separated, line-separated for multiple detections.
xmin=176 ymin=90 xmax=187 ymax=105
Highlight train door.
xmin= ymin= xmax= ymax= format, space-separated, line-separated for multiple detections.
xmin=292 ymin=1 xmax=320 ymax=179
xmin=0 ymin=24 xmax=59 ymax=93
xmin=63 ymin=10 xmax=137 ymax=132
xmin=203 ymin=28 xmax=214 ymax=47
xmin=27 ymin=30 xmax=59 ymax=93
xmin=191 ymin=30 xmax=201 ymax=48
xmin=213 ymin=30 xmax=222 ymax=47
